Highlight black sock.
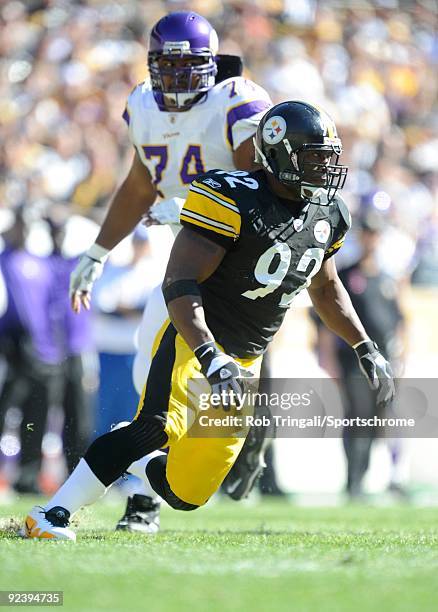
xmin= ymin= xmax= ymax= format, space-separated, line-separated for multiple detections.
xmin=84 ymin=418 xmax=167 ymax=486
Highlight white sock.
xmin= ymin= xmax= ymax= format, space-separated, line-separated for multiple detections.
xmin=127 ymin=450 xmax=165 ymax=502
xmin=45 ymin=459 xmax=107 ymax=516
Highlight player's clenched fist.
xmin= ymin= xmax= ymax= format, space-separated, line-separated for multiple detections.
xmin=194 ymin=341 xmax=246 ymax=410
xmin=69 ymin=243 xmax=109 ymax=313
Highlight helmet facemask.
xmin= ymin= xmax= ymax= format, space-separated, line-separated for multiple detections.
xmin=148 ymin=41 xmax=217 ymax=110
xmin=255 ymin=135 xmax=348 ymax=205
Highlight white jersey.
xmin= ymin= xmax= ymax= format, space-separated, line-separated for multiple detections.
xmin=123 ymin=77 xmax=272 ymax=201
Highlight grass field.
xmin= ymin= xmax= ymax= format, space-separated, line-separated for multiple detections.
xmin=1 ymin=498 xmax=438 ymax=611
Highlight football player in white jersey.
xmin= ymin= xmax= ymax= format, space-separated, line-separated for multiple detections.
xmin=69 ymin=11 xmax=272 ymax=533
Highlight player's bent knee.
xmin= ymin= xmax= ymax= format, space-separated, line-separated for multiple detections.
xmin=145 ymin=454 xmax=199 ymax=511
xmin=165 ymin=493 xmax=199 ymax=512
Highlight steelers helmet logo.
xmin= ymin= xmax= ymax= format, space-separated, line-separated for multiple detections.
xmin=262 ymin=116 xmax=287 ymax=145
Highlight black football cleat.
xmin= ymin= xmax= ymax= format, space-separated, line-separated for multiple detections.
xmin=115 ymin=494 xmax=160 ymax=534
xmin=223 ymin=404 xmax=276 ymax=501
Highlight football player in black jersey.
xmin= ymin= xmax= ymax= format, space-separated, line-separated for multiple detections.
xmin=24 ymin=102 xmax=395 ymax=540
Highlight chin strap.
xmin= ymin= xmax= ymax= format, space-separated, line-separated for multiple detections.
xmin=253 ymin=138 xmax=273 ymax=173
xmin=163 ymin=91 xmax=208 ymax=110
xmin=300 ymin=185 xmax=327 ymax=204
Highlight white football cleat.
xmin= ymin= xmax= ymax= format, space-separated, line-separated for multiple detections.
xmin=23 ymin=506 xmax=76 ymax=541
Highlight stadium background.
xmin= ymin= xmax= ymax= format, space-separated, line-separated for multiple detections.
xmin=0 ymin=0 xmax=437 ymax=500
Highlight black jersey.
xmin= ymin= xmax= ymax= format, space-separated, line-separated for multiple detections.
xmin=180 ymin=169 xmax=351 ymax=358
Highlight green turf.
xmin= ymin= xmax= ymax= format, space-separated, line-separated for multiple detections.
xmin=1 ymin=498 xmax=438 ymax=612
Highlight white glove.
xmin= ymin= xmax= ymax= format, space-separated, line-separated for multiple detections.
xmin=145 ymin=197 xmax=185 ymax=226
xmin=69 ymin=243 xmax=109 ymax=310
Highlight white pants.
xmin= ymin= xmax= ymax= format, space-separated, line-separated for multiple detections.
xmin=132 ymin=283 xmax=168 ymax=394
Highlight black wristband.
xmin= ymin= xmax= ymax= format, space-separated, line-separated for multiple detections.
xmin=162 ymin=279 xmax=201 ymax=306
xmin=194 ymin=341 xmax=220 ymax=372
xmin=354 ymin=340 xmax=378 ymax=357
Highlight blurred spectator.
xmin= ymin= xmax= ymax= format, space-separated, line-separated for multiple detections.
xmin=46 ymin=210 xmax=95 ymax=473
xmin=92 ymin=226 xmax=162 ymax=437
xmin=256 ymin=354 xmax=286 ymax=497
xmin=0 ymin=208 xmax=60 ymax=494
xmin=0 ymin=0 xmax=436 ymax=273
xmin=262 ymin=37 xmax=326 ymax=105
xmin=329 ymin=213 xmax=405 ymax=498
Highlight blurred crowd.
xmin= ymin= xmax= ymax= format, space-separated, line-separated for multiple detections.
xmin=1 ymin=0 xmax=437 ymax=281
xmin=0 ymin=0 xmax=437 ymax=496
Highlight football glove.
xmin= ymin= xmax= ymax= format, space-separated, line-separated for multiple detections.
xmin=354 ymin=340 xmax=395 ymax=409
xmin=142 ymin=197 xmax=185 ymax=226
xmin=194 ymin=341 xmax=246 ymax=410
xmin=69 ymin=243 xmax=109 ymax=302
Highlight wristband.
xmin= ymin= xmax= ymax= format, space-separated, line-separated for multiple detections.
xmin=353 ymin=340 xmax=379 ymax=355
xmin=86 ymin=243 xmax=110 ymax=263
xmin=194 ymin=341 xmax=220 ymax=370
xmin=352 ymin=338 xmax=371 ymax=350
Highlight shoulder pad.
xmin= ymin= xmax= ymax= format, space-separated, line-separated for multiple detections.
xmin=193 ymin=170 xmax=236 ymax=199
xmin=192 ymin=169 xmax=260 ymax=200
xmin=127 ymin=82 xmax=153 ymax=107
xmin=332 ymin=194 xmax=352 ymax=231
xmin=123 ymin=83 xmax=150 ymax=128
xmin=217 ymin=77 xmax=272 ymax=104
xmin=183 ymin=171 xmax=243 ymax=244
xmin=214 ymin=78 xmax=271 ymax=149
xmin=127 ymin=82 xmax=143 ymax=102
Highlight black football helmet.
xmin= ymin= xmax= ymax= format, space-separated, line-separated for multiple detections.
xmin=254 ymin=101 xmax=348 ymax=204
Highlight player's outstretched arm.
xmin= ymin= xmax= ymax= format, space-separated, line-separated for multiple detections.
xmin=94 ymin=151 xmax=157 ymax=250
xmin=308 ymin=257 xmax=367 ymax=347
xmin=308 ymin=258 xmax=395 ymax=408
xmin=70 ymin=152 xmax=157 ymax=313
xmin=162 ymin=227 xmax=244 ymax=403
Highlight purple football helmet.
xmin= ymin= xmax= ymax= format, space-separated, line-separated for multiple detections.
xmin=148 ymin=11 xmax=219 ymax=110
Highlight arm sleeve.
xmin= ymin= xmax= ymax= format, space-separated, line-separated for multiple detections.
xmin=180 ymin=174 xmax=241 ymax=249
xmin=224 ymin=78 xmax=272 ymax=150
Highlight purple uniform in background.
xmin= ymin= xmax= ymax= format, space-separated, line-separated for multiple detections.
xmin=0 ymin=247 xmax=59 ymax=364
xmin=47 ymin=254 xmax=93 ymax=359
